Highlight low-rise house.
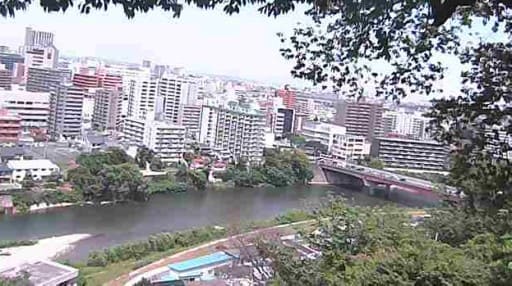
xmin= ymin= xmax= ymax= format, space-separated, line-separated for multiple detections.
xmin=0 ymin=260 xmax=78 ymax=286
xmin=0 ymin=146 xmax=26 ymax=163
xmin=82 ymin=132 xmax=107 ymax=152
xmin=0 ymin=164 xmax=12 ymax=183
xmin=7 ymin=159 xmax=60 ymax=182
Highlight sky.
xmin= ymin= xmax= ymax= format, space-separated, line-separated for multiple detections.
xmin=0 ymin=5 xmax=506 ymax=102
xmin=0 ymin=4 xmax=312 ymax=87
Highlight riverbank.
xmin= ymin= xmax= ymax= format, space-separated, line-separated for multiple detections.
xmin=0 ymin=233 xmax=91 ymax=269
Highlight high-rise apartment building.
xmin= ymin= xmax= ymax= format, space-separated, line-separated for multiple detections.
xmin=24 ymin=46 xmax=59 ymax=76
xmin=92 ymin=87 xmax=123 ymax=131
xmin=48 ymin=84 xmax=85 ymax=140
xmin=0 ymin=90 xmax=50 ymax=131
xmin=159 ymin=74 xmax=197 ymax=123
xmin=123 ymin=117 xmax=186 ymax=164
xmin=26 ymin=67 xmax=66 ymax=92
xmin=334 ymin=99 xmax=383 ymax=140
xmin=0 ymin=66 xmax=11 ymax=90
xmin=272 ymin=108 xmax=295 ymax=139
xmin=370 ymin=137 xmax=449 ymax=171
xmin=0 ymin=109 xmax=21 ymax=143
xmin=127 ymin=78 xmax=158 ymax=119
xmin=126 ymin=74 xmax=199 ymax=137
xmin=24 ymin=27 xmax=54 ymax=48
xmin=199 ymin=104 xmax=265 ymax=163
xmin=383 ymin=110 xmax=429 ymax=140
xmin=178 ymin=105 xmax=202 ymax=138
xmin=143 ymin=120 xmax=186 ymax=164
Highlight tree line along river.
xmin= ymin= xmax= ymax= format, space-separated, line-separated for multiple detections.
xmin=0 ymin=185 xmax=425 ymax=261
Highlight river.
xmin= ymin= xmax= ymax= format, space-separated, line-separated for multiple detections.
xmin=0 ymin=185 xmax=420 ymax=261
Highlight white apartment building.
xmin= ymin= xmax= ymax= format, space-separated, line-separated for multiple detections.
xmin=178 ymin=105 xmax=202 ymax=138
xmin=0 ymin=90 xmax=50 ymax=130
xmin=143 ymin=121 xmax=186 ymax=163
xmin=383 ymin=110 xmax=430 ymax=140
xmin=301 ymin=121 xmax=346 ymax=151
xmin=331 ymin=135 xmax=371 ymax=162
xmin=301 ymin=121 xmax=370 ymax=161
xmin=48 ymin=84 xmax=85 ymax=140
xmin=123 ymin=117 xmax=146 ymax=145
xmin=127 ymin=78 xmax=158 ymax=119
xmin=159 ymin=74 xmax=198 ymax=123
xmin=199 ymin=104 xmax=265 ymax=163
xmin=7 ymin=159 xmax=59 ymax=181
xmin=123 ymin=117 xmax=186 ymax=164
xmin=24 ymin=46 xmax=58 ymax=78
xmin=24 ymin=27 xmax=54 ymax=48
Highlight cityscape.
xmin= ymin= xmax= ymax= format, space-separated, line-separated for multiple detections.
xmin=0 ymin=5 xmax=510 ymax=284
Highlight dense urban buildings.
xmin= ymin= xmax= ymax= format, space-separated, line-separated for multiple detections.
xmin=0 ymin=109 xmax=22 ymax=143
xmin=335 ymin=99 xmax=383 ymax=139
xmin=48 ymin=84 xmax=85 ymax=140
xmin=199 ymin=104 xmax=265 ymax=163
xmin=0 ymin=90 xmax=50 ymax=131
xmin=370 ymin=137 xmax=449 ymax=171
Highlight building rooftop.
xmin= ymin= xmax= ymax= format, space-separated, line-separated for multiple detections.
xmin=0 ymin=90 xmax=50 ymax=102
xmin=7 ymin=159 xmax=59 ymax=170
xmin=85 ymin=133 xmax=106 ymax=145
xmin=168 ymin=252 xmax=236 ymax=273
xmin=0 ymin=260 xmax=78 ymax=286
xmin=0 ymin=147 xmax=25 ymax=158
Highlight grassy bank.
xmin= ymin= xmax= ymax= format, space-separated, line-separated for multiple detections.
xmin=69 ymin=210 xmax=313 ymax=285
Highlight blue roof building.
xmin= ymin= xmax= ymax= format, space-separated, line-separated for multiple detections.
xmin=154 ymin=252 xmax=237 ymax=283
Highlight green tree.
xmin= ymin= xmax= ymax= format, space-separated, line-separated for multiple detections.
xmin=133 ymin=278 xmax=152 ymax=286
xmin=289 ymin=135 xmax=306 ymax=147
xmin=266 ymin=199 xmax=492 ymax=286
xmin=367 ymin=158 xmax=385 ymax=170
xmin=135 ymin=146 xmax=153 ymax=169
xmin=0 ymin=271 xmax=32 ymax=286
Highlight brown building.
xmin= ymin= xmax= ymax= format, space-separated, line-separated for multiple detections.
xmin=334 ymin=99 xmax=383 ymax=140
xmin=0 ymin=109 xmax=21 ymax=143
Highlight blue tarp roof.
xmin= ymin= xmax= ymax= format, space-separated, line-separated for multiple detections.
xmin=168 ymin=252 xmax=235 ymax=272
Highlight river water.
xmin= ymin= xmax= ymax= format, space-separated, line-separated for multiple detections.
xmin=0 ymin=185 xmax=418 ymax=261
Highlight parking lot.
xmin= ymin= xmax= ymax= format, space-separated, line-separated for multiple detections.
xmin=25 ymin=142 xmax=81 ymax=170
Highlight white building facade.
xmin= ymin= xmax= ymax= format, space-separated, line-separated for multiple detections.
xmin=0 ymin=90 xmax=50 ymax=130
xmin=143 ymin=121 xmax=186 ymax=163
xmin=7 ymin=159 xmax=60 ymax=181
xmin=301 ymin=121 xmax=370 ymax=161
xmin=199 ymin=104 xmax=265 ymax=163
